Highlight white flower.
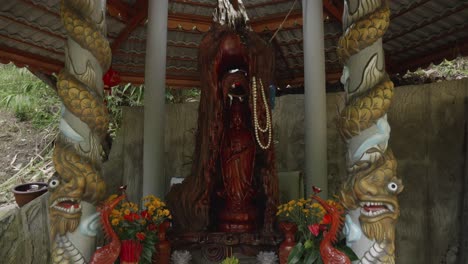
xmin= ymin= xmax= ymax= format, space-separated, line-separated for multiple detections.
xmin=171 ymin=250 xmax=192 ymax=264
xmin=256 ymin=251 xmax=278 ymax=264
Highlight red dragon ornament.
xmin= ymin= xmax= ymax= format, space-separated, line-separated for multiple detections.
xmin=89 ymin=187 xmax=127 ymax=264
xmin=311 ymin=187 xmax=351 ymax=264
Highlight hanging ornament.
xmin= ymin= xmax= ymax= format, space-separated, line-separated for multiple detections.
xmin=252 ymin=76 xmax=272 ymax=150
xmin=103 ymin=68 xmax=121 ymax=93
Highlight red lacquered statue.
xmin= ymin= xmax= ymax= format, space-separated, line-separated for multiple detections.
xmin=218 ymin=97 xmax=257 ymax=233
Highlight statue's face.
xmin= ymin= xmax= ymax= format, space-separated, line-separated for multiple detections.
xmin=232 ymin=112 xmax=242 ymax=128
xmin=341 ymin=151 xmax=403 ymax=243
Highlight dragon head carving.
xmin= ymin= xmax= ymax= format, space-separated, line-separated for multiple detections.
xmin=48 ymin=141 xmax=106 ymax=239
xmin=48 ymin=172 xmax=84 ymax=239
xmin=340 ymin=149 xmax=403 ymax=254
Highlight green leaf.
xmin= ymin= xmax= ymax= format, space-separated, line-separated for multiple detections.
xmin=303 ymin=250 xmax=319 ymax=264
xmin=316 ymin=256 xmax=324 ymax=264
xmin=288 ymin=242 xmax=305 ymax=264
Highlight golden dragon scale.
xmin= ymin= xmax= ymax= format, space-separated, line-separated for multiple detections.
xmin=337 ymin=6 xmax=390 ymax=62
xmin=60 ymin=0 xmax=111 ymax=70
xmin=53 ymin=141 xmax=106 ymax=204
xmin=57 ymin=70 xmax=109 ymax=141
xmin=339 ymin=77 xmax=393 ymax=140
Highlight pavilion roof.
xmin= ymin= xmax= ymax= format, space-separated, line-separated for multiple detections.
xmin=0 ymin=0 xmax=467 ymax=89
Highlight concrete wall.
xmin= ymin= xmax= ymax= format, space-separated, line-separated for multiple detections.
xmin=111 ymin=78 xmax=468 ymax=263
xmin=390 ymin=79 xmax=468 ymax=264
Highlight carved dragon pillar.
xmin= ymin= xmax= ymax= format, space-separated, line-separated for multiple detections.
xmin=49 ymin=0 xmax=111 ymax=262
xmin=337 ymin=0 xmax=403 ymax=263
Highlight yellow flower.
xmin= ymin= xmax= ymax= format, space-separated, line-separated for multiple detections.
xmin=287 ymin=200 xmax=296 ymax=205
xmin=297 ymin=202 xmax=304 ymax=207
xmin=111 ymin=218 xmax=120 ymax=226
xmin=124 ymin=209 xmax=131 ymax=215
xmin=143 ymin=194 xmax=157 ymax=201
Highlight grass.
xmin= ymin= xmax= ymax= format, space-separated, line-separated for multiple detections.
xmin=0 ymin=64 xmax=59 ymax=199
xmin=0 ymin=63 xmax=61 ymax=129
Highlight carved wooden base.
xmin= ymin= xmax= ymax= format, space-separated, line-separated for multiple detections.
xmin=217 ymin=206 xmax=257 ymax=233
xmin=170 ymin=231 xmax=281 ymax=262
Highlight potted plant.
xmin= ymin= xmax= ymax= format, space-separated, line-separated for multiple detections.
xmin=276 ymin=194 xmax=357 ymax=264
xmin=106 ymin=194 xmax=172 ymax=264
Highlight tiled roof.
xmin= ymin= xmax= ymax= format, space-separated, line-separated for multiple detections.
xmin=0 ymin=0 xmax=467 ymax=88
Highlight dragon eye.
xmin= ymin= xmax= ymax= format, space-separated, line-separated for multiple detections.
xmin=387 ymin=182 xmax=398 ymax=192
xmin=49 ymin=179 xmax=60 ymax=189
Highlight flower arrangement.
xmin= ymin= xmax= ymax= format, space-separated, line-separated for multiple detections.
xmin=277 ymin=196 xmax=357 ymax=263
xmin=107 ymin=194 xmax=172 ymax=264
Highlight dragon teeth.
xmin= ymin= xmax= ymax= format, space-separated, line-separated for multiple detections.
xmin=50 ymin=197 xmax=82 ymax=214
xmin=359 ymin=201 xmax=394 ymax=217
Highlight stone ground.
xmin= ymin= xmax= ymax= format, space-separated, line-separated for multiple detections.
xmin=0 ymin=109 xmax=55 ymax=206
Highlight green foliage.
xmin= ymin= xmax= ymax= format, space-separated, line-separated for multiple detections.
xmin=0 ymin=63 xmax=60 ymax=128
xmin=165 ymin=88 xmax=200 ymax=103
xmin=106 ymin=84 xmax=200 ymax=138
xmin=221 ymin=256 xmax=240 ymax=264
xmin=278 ymin=198 xmax=356 ymax=264
xmin=105 ymin=83 xmax=144 ymax=137
xmin=404 ymin=56 xmax=468 ymax=82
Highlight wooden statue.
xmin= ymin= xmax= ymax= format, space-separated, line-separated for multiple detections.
xmin=166 ymin=0 xmax=278 ymax=234
xmin=218 ymin=98 xmax=257 ymax=232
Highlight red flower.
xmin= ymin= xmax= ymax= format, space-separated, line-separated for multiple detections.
xmin=124 ymin=212 xmax=141 ymax=222
xmin=132 ymin=213 xmax=140 ymax=220
xmin=124 ymin=214 xmax=134 ymax=221
xmin=147 ymin=224 xmax=157 ymax=231
xmin=136 ymin=232 xmax=146 ymax=241
xmin=308 ymin=224 xmax=320 ymax=237
xmin=321 ymin=214 xmax=332 ymax=224
xmin=141 ymin=210 xmax=150 ymax=219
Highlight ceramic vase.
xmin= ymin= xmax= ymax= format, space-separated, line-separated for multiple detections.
xmin=278 ymin=222 xmax=297 ymax=264
xmin=153 ymin=221 xmax=171 ymax=264
xmin=120 ymin=240 xmax=143 ymax=264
